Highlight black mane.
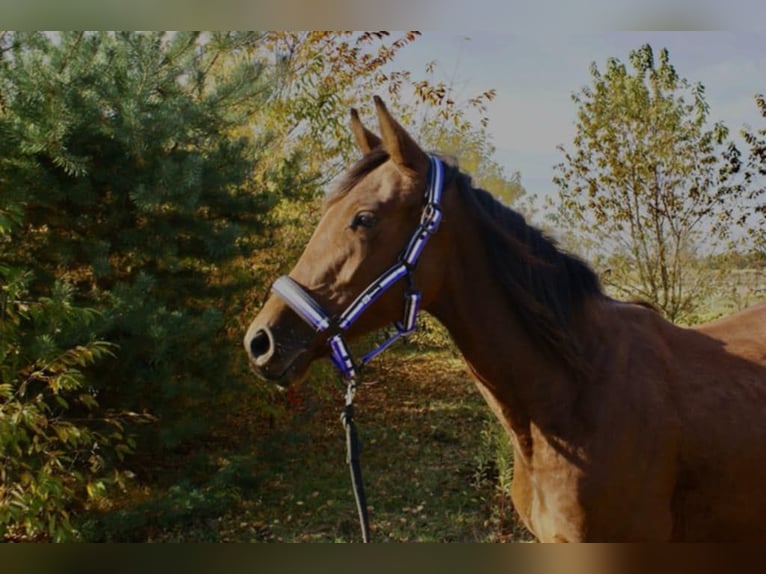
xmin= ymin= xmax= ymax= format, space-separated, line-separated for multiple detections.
xmin=325 ymin=149 xmax=603 ymax=371
xmin=325 ymin=148 xmax=390 ymax=209
xmin=451 ymin=165 xmax=603 ymax=371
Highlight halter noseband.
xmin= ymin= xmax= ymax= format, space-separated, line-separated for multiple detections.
xmin=270 ymin=154 xmax=444 ymax=381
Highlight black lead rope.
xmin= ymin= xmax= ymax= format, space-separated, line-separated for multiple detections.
xmin=340 ymin=381 xmax=370 ymax=543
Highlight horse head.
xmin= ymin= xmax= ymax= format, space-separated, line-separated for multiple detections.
xmin=244 ymin=97 xmax=450 ymax=386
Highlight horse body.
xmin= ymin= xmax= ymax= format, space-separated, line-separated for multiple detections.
xmin=669 ymin=303 xmax=766 ymax=541
xmin=244 ymin=97 xmax=766 ymax=542
xmin=448 ymin=288 xmax=766 ymax=541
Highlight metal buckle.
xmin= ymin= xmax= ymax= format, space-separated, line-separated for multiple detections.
xmin=401 ymin=290 xmax=421 ymax=333
xmin=420 ymin=202 xmax=442 ymax=233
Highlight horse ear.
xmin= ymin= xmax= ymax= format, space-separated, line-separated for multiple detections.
xmin=373 ymin=95 xmax=428 ymax=177
xmin=350 ymin=108 xmax=382 ymax=155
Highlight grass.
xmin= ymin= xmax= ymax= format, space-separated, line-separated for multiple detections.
xmin=80 ymin=347 xmax=533 ymax=543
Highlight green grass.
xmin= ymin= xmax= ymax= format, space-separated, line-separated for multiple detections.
xmin=79 ymin=349 xmax=533 ymax=543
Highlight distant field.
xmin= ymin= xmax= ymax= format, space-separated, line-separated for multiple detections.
xmin=699 ymin=268 xmax=766 ymax=322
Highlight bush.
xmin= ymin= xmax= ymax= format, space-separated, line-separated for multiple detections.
xmin=0 ymin=268 xmax=150 ymax=541
xmin=0 ymin=32 xmax=283 ymax=446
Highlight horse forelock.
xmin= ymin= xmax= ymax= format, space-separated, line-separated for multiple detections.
xmin=324 ymin=148 xmax=390 ymax=211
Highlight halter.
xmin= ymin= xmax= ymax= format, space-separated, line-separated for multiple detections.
xmin=270 ymin=154 xmax=444 ymax=381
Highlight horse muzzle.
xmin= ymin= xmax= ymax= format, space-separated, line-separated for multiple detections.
xmin=244 ymin=300 xmax=318 ymax=387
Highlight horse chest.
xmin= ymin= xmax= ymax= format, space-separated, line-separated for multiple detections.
xmin=509 ymin=436 xmax=590 ymax=542
xmin=525 ymin=488 xmax=580 ymax=542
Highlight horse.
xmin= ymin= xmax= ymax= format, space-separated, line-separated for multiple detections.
xmin=244 ymin=96 xmax=766 ymax=542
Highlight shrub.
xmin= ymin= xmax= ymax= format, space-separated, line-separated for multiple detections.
xmin=0 ymin=269 xmax=150 ymax=541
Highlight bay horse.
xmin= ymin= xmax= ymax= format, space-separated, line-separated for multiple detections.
xmin=244 ymin=96 xmax=766 ymax=542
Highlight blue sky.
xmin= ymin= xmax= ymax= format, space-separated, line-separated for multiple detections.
xmin=390 ymin=32 xmax=766 ymax=202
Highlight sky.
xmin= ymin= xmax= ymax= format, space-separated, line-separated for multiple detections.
xmin=8 ymin=0 xmax=764 ymax=29
xmin=388 ymin=32 xmax=766 ymax=203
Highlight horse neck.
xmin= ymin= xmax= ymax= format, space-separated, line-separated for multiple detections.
xmin=426 ymin=191 xmax=583 ymax=444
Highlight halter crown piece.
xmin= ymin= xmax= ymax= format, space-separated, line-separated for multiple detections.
xmin=270 ymin=154 xmax=444 ymax=381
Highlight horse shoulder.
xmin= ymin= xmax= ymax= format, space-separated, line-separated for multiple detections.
xmin=568 ymin=300 xmax=682 ymax=540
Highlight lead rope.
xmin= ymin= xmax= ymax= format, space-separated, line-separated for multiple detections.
xmin=339 ymin=378 xmax=370 ymax=543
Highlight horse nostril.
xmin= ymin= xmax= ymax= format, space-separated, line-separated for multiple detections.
xmin=249 ymin=328 xmax=274 ymax=365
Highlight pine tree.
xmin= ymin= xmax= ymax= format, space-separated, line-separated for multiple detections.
xmin=0 ymin=32 xmax=284 ymax=446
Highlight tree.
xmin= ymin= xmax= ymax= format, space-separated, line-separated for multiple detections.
xmin=0 ymin=32 xmax=280 ymax=446
xmin=742 ymin=94 xmax=766 ymax=252
xmin=553 ymin=44 xmax=745 ymax=323
xmin=246 ymin=32 xmax=422 ymax=179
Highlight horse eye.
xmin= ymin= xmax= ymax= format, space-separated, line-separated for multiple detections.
xmin=350 ymin=211 xmax=377 ymax=230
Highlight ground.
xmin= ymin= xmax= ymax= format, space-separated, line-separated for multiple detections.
xmin=81 ymin=347 xmax=534 ymax=543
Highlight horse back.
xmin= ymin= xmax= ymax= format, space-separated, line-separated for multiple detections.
xmin=693 ymin=301 xmax=766 ymax=366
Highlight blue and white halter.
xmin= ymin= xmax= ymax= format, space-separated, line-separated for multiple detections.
xmin=270 ymin=155 xmax=444 ymax=382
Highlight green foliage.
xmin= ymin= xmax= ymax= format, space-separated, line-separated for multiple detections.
xmin=553 ymin=44 xmax=747 ymax=322
xmin=0 ymin=266 xmax=150 ymax=541
xmin=0 ymin=32 xmax=279 ymax=446
xmin=408 ymin=314 xmax=457 ymax=352
xmin=472 ymin=419 xmax=512 ymax=491
xmin=742 ymin=94 xmax=766 ymax=253
xmin=247 ymin=32 xmax=423 ymax=181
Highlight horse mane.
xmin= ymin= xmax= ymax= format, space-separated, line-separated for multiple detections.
xmin=448 ymin=162 xmax=604 ymax=374
xmin=326 ymin=149 xmax=604 ymax=373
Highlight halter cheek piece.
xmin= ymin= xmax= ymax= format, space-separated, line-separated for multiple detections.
xmin=270 ymin=155 xmax=444 ymax=381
